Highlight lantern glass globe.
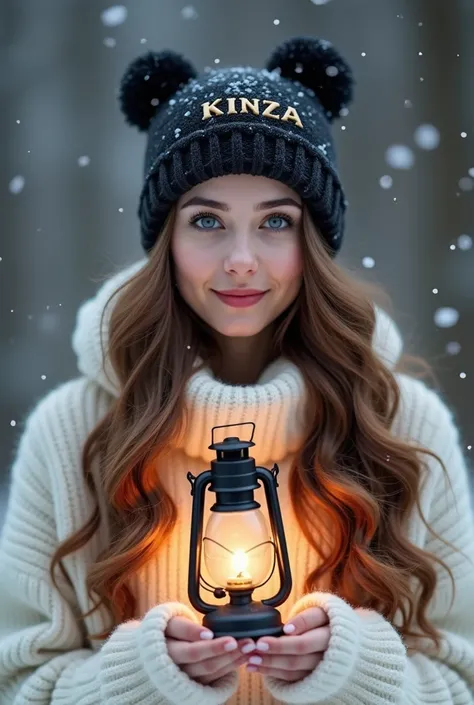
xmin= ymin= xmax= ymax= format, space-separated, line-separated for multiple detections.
xmin=203 ymin=509 xmax=273 ymax=588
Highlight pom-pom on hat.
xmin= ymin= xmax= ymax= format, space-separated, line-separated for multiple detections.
xmin=119 ymin=36 xmax=355 ymax=256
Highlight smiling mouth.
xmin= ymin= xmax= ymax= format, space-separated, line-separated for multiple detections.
xmin=212 ymin=291 xmax=268 ymax=308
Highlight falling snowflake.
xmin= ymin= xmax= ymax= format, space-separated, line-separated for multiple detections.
xmin=78 ymin=156 xmax=90 ymax=167
xmin=103 ymin=37 xmax=117 ymax=48
xmin=326 ymin=66 xmax=339 ymax=77
xmin=181 ymin=5 xmax=199 ymax=19
xmin=414 ymin=124 xmax=440 ymax=150
xmin=460 ymin=372 xmax=467 ymax=379
xmin=458 ymin=177 xmax=474 ymax=192
xmin=468 ymin=167 xmax=474 ymax=178
xmin=41 ymin=375 xmax=47 ymax=380
xmin=38 ymin=312 xmax=60 ymax=333
xmin=379 ymin=175 xmax=393 ymax=189
xmin=457 ymin=234 xmax=472 ymax=250
xmin=446 ymin=341 xmax=461 ymax=356
xmin=118 ymin=207 xmax=124 ymax=213
xmin=273 ymin=18 xmax=280 ymax=25
xmin=9 ymin=176 xmax=25 ymax=194
xmin=404 ymin=99 xmax=413 ymax=108
xmin=432 ymin=288 xmax=439 ymax=294
xmin=10 ymin=420 xmax=16 ymax=427
xmin=385 ymin=145 xmax=415 ymax=170
xmin=461 ymin=132 xmax=468 ymax=138
xmin=310 ymin=0 xmax=333 ymax=4
xmin=362 ymin=256 xmax=375 ymax=269
xmin=434 ymin=307 xmax=459 ymax=328
xmin=101 ymin=5 xmax=128 ymax=26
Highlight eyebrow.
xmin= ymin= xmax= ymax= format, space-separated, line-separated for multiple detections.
xmin=180 ymin=196 xmax=303 ymax=211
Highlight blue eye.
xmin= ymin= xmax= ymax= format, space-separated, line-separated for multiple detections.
xmin=189 ymin=212 xmax=295 ymax=231
xmin=263 ymin=215 xmax=293 ymax=230
xmin=191 ymin=214 xmax=221 ymax=230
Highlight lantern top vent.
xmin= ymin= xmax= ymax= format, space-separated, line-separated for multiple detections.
xmin=209 ymin=436 xmax=255 ymax=454
xmin=209 ymin=422 xmax=256 ymax=455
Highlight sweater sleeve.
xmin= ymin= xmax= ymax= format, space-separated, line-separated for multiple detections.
xmin=0 ymin=385 xmax=237 ymax=705
xmin=264 ymin=390 xmax=474 ymax=705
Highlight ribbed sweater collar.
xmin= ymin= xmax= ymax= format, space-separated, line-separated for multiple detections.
xmin=180 ymin=356 xmax=306 ymax=463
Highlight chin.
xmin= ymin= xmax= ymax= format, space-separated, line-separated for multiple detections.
xmin=211 ymin=319 xmax=267 ymax=337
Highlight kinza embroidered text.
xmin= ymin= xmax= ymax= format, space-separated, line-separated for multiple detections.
xmin=201 ymin=97 xmax=303 ymax=128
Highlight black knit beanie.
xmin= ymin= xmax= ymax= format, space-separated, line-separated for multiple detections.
xmin=119 ymin=36 xmax=355 ymax=257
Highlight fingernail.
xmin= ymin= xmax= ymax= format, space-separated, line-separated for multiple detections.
xmin=247 ymin=665 xmax=258 ymax=672
xmin=224 ymin=640 xmax=238 ymax=651
xmin=256 ymin=641 xmax=269 ymax=652
xmin=283 ymin=623 xmax=296 ymax=634
xmin=241 ymin=642 xmax=256 ymax=654
xmin=249 ymin=655 xmax=263 ymax=665
xmin=200 ymin=630 xmax=214 ymax=640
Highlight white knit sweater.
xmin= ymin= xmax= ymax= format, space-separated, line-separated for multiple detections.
xmin=1 ymin=259 xmax=473 ymax=705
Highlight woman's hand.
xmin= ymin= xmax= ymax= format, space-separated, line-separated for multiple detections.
xmin=245 ymin=607 xmax=330 ymax=682
xmin=165 ymin=616 xmax=250 ymax=685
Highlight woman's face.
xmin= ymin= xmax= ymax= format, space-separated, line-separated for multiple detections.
xmin=171 ymin=174 xmax=303 ymax=338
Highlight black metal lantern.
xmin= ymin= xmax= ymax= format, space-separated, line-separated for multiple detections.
xmin=187 ymin=422 xmax=292 ymax=640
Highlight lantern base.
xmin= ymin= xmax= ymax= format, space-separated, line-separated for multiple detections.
xmin=202 ymin=600 xmax=284 ymax=640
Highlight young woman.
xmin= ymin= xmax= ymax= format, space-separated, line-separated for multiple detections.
xmin=0 ymin=36 xmax=473 ymax=705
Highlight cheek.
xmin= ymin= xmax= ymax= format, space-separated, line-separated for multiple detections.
xmin=270 ymin=244 xmax=303 ymax=285
xmin=172 ymin=241 xmax=214 ymax=289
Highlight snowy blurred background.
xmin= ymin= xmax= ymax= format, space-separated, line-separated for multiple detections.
xmin=1 ymin=0 xmax=473 ymax=521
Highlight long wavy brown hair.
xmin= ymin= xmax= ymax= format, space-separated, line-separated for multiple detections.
xmin=51 ymin=205 xmax=465 ymax=650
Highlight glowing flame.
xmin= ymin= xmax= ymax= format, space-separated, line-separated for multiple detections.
xmin=231 ymin=549 xmax=249 ymax=576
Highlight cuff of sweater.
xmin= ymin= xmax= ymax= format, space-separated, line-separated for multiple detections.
xmin=264 ymin=592 xmax=407 ymax=705
xmin=101 ymin=602 xmax=238 ymax=705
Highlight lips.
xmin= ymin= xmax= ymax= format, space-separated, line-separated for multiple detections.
xmin=213 ymin=290 xmax=268 ymax=308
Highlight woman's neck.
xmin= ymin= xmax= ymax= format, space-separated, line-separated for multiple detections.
xmin=210 ymin=327 xmax=274 ymax=385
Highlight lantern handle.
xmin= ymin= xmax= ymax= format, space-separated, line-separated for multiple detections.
xmin=256 ymin=466 xmax=293 ymax=608
xmin=211 ymin=421 xmax=256 ymax=446
xmin=187 ymin=470 xmax=217 ymax=615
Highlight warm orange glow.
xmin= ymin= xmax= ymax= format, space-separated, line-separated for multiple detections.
xmin=231 ymin=549 xmax=250 ymax=577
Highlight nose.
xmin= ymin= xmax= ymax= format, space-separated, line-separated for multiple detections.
xmin=223 ymin=233 xmax=258 ymax=276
